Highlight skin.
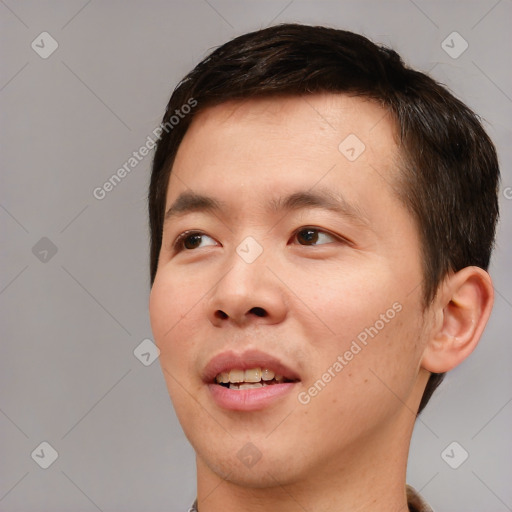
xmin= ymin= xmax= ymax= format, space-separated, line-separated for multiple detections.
xmin=149 ymin=94 xmax=494 ymax=511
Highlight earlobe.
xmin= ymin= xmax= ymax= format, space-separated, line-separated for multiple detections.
xmin=421 ymin=267 xmax=494 ymax=374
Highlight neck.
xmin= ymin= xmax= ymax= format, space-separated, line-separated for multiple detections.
xmin=195 ymin=410 xmax=415 ymax=512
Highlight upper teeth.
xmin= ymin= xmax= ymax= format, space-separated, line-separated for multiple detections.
xmin=215 ymin=368 xmax=284 ymax=384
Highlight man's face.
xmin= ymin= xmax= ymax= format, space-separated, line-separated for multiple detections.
xmin=149 ymin=94 xmax=431 ymax=486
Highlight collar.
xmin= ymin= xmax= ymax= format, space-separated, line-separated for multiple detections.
xmin=406 ymin=484 xmax=434 ymax=512
xmin=189 ymin=486 xmax=433 ymax=511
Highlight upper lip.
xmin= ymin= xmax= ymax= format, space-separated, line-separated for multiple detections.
xmin=202 ymin=349 xmax=301 ymax=383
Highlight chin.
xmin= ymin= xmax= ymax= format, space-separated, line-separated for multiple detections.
xmin=201 ymin=453 xmax=301 ymax=489
xmin=194 ymin=435 xmax=309 ymax=488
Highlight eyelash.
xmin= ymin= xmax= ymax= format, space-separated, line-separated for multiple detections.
xmin=172 ymin=227 xmax=348 ymax=253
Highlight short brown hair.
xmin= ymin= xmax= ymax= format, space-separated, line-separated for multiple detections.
xmin=148 ymin=24 xmax=500 ymax=414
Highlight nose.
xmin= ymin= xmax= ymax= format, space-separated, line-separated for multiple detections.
xmin=206 ymin=249 xmax=287 ymax=327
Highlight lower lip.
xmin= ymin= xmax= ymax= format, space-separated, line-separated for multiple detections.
xmin=207 ymin=382 xmax=297 ymax=411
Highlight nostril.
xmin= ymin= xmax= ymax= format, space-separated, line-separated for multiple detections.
xmin=215 ymin=310 xmax=228 ymax=319
xmin=250 ymin=307 xmax=267 ymax=317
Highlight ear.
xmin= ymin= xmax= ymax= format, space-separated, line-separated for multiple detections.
xmin=421 ymin=266 xmax=494 ymax=373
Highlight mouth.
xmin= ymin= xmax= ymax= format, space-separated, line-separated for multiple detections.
xmin=215 ymin=367 xmax=296 ymax=390
xmin=203 ymin=350 xmax=301 ymax=411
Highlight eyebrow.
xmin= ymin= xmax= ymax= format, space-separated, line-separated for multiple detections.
xmin=164 ymin=188 xmax=369 ymax=227
xmin=268 ymin=188 xmax=369 ymax=227
xmin=164 ymin=191 xmax=223 ymax=221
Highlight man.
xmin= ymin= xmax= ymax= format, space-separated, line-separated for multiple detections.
xmin=148 ymin=24 xmax=499 ymax=511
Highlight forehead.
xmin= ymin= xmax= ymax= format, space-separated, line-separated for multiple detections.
xmin=167 ymin=94 xmax=401 ymax=210
xmin=178 ymin=93 xmax=398 ymax=161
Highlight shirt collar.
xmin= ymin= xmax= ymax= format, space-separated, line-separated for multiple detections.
xmin=406 ymin=484 xmax=434 ymax=512
xmin=189 ymin=486 xmax=434 ymax=512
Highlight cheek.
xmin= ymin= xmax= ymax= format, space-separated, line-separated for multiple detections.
xmin=149 ymin=269 xmax=205 ymax=373
xmin=149 ymin=271 xmax=207 ymax=420
xmin=150 ymin=267 xmax=201 ymax=335
xmin=301 ymin=262 xmax=400 ymax=340
xmin=299 ymin=263 xmax=423 ymax=396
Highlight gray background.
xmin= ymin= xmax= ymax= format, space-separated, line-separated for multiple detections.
xmin=1 ymin=1 xmax=511 ymax=511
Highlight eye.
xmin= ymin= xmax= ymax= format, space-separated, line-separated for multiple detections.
xmin=293 ymin=227 xmax=337 ymax=246
xmin=174 ymin=231 xmax=218 ymax=251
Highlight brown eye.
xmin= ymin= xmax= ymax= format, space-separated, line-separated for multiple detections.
xmin=297 ymin=229 xmax=319 ymax=245
xmin=295 ymin=228 xmax=336 ymax=246
xmin=183 ymin=233 xmax=203 ymax=249
xmin=174 ymin=231 xmax=217 ymax=252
